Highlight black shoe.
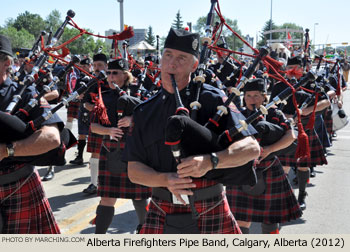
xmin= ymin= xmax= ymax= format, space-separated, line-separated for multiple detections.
xmin=83 ymin=184 xmax=97 ymax=194
xmin=135 ymin=224 xmax=143 ymax=234
xmin=298 ymin=190 xmax=308 ymax=211
xmin=42 ymin=169 xmax=55 ymax=181
xmin=310 ymin=167 xmax=316 ymax=178
xmin=70 ymin=157 xmax=83 ymax=165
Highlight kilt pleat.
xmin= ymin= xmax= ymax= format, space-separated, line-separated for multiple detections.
xmin=87 ymin=131 xmax=103 ymax=154
xmin=226 ymin=158 xmax=302 ymax=224
xmin=324 ymin=108 xmax=333 ymax=137
xmin=278 ymin=128 xmax=327 ymax=167
xmin=0 ymin=170 xmax=60 ymax=234
xmin=140 ymin=179 xmax=241 ymax=234
xmin=98 ymin=138 xmax=151 ymax=199
xmin=67 ymin=101 xmax=80 ymax=119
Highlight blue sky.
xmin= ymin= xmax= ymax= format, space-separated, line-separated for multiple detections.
xmin=1 ymin=0 xmax=349 ymax=48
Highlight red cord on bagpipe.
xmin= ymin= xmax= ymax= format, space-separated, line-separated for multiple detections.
xmin=206 ymin=0 xmax=315 ymax=158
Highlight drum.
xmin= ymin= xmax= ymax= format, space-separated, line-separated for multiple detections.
xmin=332 ymin=103 xmax=349 ymax=131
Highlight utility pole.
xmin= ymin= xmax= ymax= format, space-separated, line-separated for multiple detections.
xmin=269 ymin=0 xmax=273 ymax=44
xmin=117 ymin=0 xmax=124 ymax=32
xmin=314 ymin=22 xmax=319 ymax=50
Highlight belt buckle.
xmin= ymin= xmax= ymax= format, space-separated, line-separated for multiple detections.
xmin=172 ymin=194 xmax=189 ymax=205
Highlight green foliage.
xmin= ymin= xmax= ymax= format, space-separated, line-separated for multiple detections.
xmin=257 ymin=19 xmax=279 ymax=47
xmin=0 ymin=26 xmax=35 ymax=49
xmin=60 ymin=27 xmax=107 ymax=56
xmin=279 ymin=23 xmax=303 ymax=40
xmin=12 ymin=11 xmax=46 ymax=38
xmin=172 ymin=10 xmax=184 ymax=29
xmin=145 ymin=26 xmax=155 ymax=46
xmin=45 ymin=9 xmax=62 ymax=33
xmin=1 ymin=9 xmax=110 ymax=57
xmin=257 ymin=20 xmax=304 ymax=47
xmin=194 ymin=15 xmax=243 ymax=52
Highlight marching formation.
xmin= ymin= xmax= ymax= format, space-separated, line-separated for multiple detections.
xmin=0 ymin=0 xmax=349 ymax=234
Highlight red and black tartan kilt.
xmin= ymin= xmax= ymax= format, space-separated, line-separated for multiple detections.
xmin=66 ymin=101 xmax=80 ymax=119
xmin=0 ymin=169 xmax=60 ymax=234
xmin=226 ymin=158 xmax=302 ymax=224
xmin=87 ymin=130 xmax=103 ymax=153
xmin=98 ymin=138 xmax=151 ymax=199
xmin=140 ymin=179 xmax=241 ymax=234
xmin=278 ymin=128 xmax=328 ymax=167
xmin=323 ymin=107 xmax=333 ymax=136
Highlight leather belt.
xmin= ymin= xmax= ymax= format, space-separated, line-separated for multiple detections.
xmin=152 ymin=183 xmax=223 ymax=203
xmin=0 ymin=166 xmax=34 ymax=185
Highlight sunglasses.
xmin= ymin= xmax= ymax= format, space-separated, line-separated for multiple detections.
xmin=106 ymin=71 xmax=119 ymax=76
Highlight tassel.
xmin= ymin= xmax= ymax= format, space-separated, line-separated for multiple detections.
xmin=305 ymin=93 xmax=319 ymax=130
xmin=290 ymin=90 xmax=310 ymax=159
xmin=90 ymin=83 xmax=111 ymax=125
xmin=295 ymin=122 xmax=310 ymax=159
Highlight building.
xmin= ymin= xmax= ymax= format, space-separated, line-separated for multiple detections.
xmin=104 ymin=28 xmax=147 ymax=48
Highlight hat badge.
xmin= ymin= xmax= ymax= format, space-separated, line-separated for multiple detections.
xmin=192 ymin=39 xmax=199 ymax=51
xmin=119 ymin=60 xmax=124 ymax=68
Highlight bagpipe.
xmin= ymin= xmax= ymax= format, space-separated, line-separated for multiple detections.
xmin=163 ymin=0 xmax=292 ymax=186
xmin=0 ymin=71 xmax=107 ymax=166
xmin=303 ymin=28 xmax=310 ymax=72
xmin=14 ymin=55 xmax=81 ymax=121
xmin=5 ymin=10 xmax=75 ymax=115
xmin=111 ymin=82 xmax=142 ymax=118
xmin=229 ymin=71 xmax=317 ymax=161
xmin=131 ymin=60 xmax=161 ymax=100
xmin=190 ymin=0 xmax=217 ymax=121
xmin=14 ymin=31 xmax=48 ymax=82
xmin=1 ymin=9 xmax=137 ymax=167
xmin=0 ymin=11 xmax=80 ymax=166
xmin=165 ymin=73 xmax=257 ymax=186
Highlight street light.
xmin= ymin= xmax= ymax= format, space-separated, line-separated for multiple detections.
xmin=314 ymin=22 xmax=319 ymax=49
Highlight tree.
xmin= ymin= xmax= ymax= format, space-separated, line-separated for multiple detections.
xmin=45 ymin=9 xmax=62 ymax=33
xmin=257 ymin=21 xmax=304 ymax=47
xmin=172 ymin=10 xmax=184 ymax=29
xmin=194 ymin=15 xmax=243 ymax=53
xmin=278 ymin=23 xmax=303 ymax=40
xmin=145 ymin=26 xmax=155 ymax=46
xmin=59 ymin=26 xmax=110 ymax=56
xmin=257 ymin=19 xmax=280 ymax=47
xmin=0 ymin=26 xmax=35 ymax=49
xmin=12 ymin=11 xmax=46 ymax=38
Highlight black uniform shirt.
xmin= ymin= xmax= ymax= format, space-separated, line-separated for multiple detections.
xmin=241 ymin=107 xmax=291 ymax=144
xmin=125 ymin=83 xmax=256 ymax=173
xmin=269 ymin=81 xmax=312 ymax=115
xmin=0 ymin=77 xmax=63 ymax=174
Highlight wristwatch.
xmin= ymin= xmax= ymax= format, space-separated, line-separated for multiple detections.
xmin=210 ymin=152 xmax=219 ymax=170
xmin=6 ymin=142 xmax=15 ymax=157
